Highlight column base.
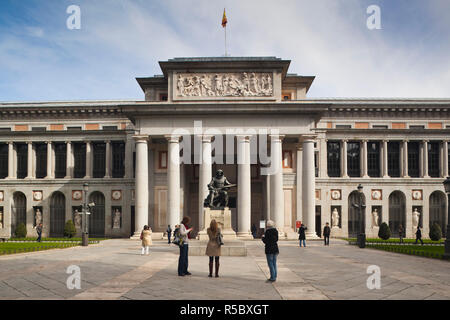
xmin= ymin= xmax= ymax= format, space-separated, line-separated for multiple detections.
xmin=305 ymin=231 xmax=320 ymax=240
xmin=236 ymin=232 xmax=253 ymax=240
xmin=130 ymin=231 xmax=142 ymax=240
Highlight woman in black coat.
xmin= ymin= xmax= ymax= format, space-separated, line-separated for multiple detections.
xmin=298 ymin=224 xmax=307 ymax=247
xmin=262 ymin=220 xmax=279 ymax=282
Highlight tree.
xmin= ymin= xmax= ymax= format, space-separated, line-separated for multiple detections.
xmin=429 ymin=223 xmax=442 ymax=241
xmin=64 ymin=220 xmax=76 ymax=238
xmin=378 ymin=222 xmax=391 ymax=240
xmin=15 ymin=223 xmax=27 ymax=238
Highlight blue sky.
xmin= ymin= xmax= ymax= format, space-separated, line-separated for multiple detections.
xmin=0 ymin=0 xmax=449 ymax=101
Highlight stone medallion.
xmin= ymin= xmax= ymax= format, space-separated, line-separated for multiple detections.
xmin=331 ymin=189 xmax=341 ymax=200
xmin=112 ymin=190 xmax=122 ymax=201
xmin=33 ymin=190 xmax=43 ymax=201
xmin=72 ymin=190 xmax=82 ymax=201
xmin=371 ymin=189 xmax=382 ymax=200
xmin=412 ymin=190 xmax=422 ymax=200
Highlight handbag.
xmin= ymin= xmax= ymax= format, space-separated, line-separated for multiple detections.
xmin=140 ymin=231 xmax=143 ymax=240
xmin=216 ymin=231 xmax=224 ymax=246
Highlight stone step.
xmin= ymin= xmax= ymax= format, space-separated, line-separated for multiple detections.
xmin=188 ymin=240 xmax=247 ymax=256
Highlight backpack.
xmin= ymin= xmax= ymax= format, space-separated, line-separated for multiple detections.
xmin=172 ymin=227 xmax=183 ymax=247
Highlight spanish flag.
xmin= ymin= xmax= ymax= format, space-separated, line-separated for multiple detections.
xmin=222 ymin=8 xmax=227 ymax=28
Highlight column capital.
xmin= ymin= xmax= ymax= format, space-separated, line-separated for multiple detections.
xmin=65 ymin=140 xmax=72 ymax=145
xmin=7 ymin=141 xmax=14 ymax=145
xmin=269 ymin=134 xmax=285 ymax=142
xmin=236 ymin=135 xmax=252 ymax=142
xmin=300 ymin=135 xmax=317 ymax=143
xmin=165 ymin=135 xmax=181 ymax=143
xmin=361 ymin=139 xmax=368 ymax=143
xmin=382 ymin=139 xmax=389 ymax=143
xmin=133 ymin=135 xmax=149 ymax=143
xmin=423 ymin=139 xmax=429 ymax=143
xmin=105 ymin=140 xmax=111 ymax=144
xmin=45 ymin=141 xmax=52 ymax=144
xmin=195 ymin=134 xmax=213 ymax=142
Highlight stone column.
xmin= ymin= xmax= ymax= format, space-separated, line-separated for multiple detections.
xmin=105 ymin=140 xmax=111 ymax=178
xmin=341 ymin=139 xmax=349 ymax=178
xmin=423 ymin=140 xmax=429 ymax=178
xmin=237 ymin=135 xmax=252 ymax=238
xmin=65 ymin=141 xmax=72 ymax=179
xmin=132 ymin=136 xmax=149 ymax=238
xmin=403 ymin=140 xmax=409 ymax=178
xmin=26 ymin=142 xmax=33 ymax=179
xmin=85 ymin=141 xmax=92 ymax=179
xmin=7 ymin=142 xmax=15 ymax=179
xmin=198 ymin=135 xmax=212 ymax=231
xmin=124 ymin=138 xmax=133 ymax=179
xmin=302 ymin=137 xmax=318 ymax=238
xmin=166 ymin=135 xmax=181 ymax=230
xmin=444 ymin=140 xmax=449 ymax=178
xmin=46 ymin=141 xmax=53 ymax=179
xmin=296 ymin=144 xmax=303 ymax=223
xmin=270 ymin=134 xmax=285 ymax=235
xmin=361 ymin=140 xmax=368 ymax=178
xmin=382 ymin=140 xmax=389 ymax=178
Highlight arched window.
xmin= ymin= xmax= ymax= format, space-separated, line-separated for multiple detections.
xmin=429 ymin=191 xmax=446 ymax=237
xmin=11 ymin=192 xmax=26 ymax=235
xmin=348 ymin=191 xmax=365 ymax=238
xmin=389 ymin=191 xmax=406 ymax=237
xmin=89 ymin=191 xmax=105 ymax=237
xmin=50 ymin=192 xmax=66 ymax=237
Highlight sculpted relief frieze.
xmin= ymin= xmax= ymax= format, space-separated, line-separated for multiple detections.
xmin=175 ymin=72 xmax=273 ymax=98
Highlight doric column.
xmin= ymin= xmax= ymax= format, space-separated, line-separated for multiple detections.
xmin=270 ymin=134 xmax=285 ymax=234
xmin=65 ymin=141 xmax=72 ymax=179
xmin=198 ymin=135 xmax=212 ymax=231
xmin=403 ymin=140 xmax=409 ymax=178
xmin=319 ymin=138 xmax=328 ymax=178
xmin=104 ymin=140 xmax=111 ymax=178
xmin=341 ymin=139 xmax=349 ymax=178
xmin=124 ymin=138 xmax=133 ymax=179
xmin=237 ymin=135 xmax=252 ymax=238
xmin=296 ymin=144 xmax=303 ymax=223
xmin=302 ymin=137 xmax=317 ymax=238
xmin=382 ymin=140 xmax=389 ymax=178
xmin=423 ymin=140 xmax=429 ymax=178
xmin=166 ymin=135 xmax=181 ymax=230
xmin=444 ymin=140 xmax=449 ymax=178
xmin=26 ymin=142 xmax=33 ymax=179
xmin=46 ymin=141 xmax=53 ymax=179
xmin=85 ymin=141 xmax=92 ymax=179
xmin=361 ymin=140 xmax=368 ymax=178
xmin=7 ymin=142 xmax=15 ymax=179
xmin=132 ymin=136 xmax=149 ymax=238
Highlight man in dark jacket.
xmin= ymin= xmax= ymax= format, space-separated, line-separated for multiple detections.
xmin=166 ymin=225 xmax=172 ymax=244
xmin=36 ymin=223 xmax=43 ymax=242
xmin=298 ymin=224 xmax=307 ymax=247
xmin=323 ymin=222 xmax=331 ymax=246
xmin=262 ymin=220 xmax=279 ymax=282
xmin=415 ymin=226 xmax=424 ymax=245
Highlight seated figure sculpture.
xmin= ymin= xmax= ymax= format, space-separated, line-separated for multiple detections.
xmin=204 ymin=169 xmax=236 ymax=209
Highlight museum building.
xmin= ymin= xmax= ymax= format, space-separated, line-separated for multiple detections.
xmin=0 ymin=57 xmax=449 ymax=240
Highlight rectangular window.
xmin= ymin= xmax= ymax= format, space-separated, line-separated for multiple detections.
xmin=0 ymin=144 xmax=8 ymax=178
xmin=314 ymin=152 xmax=319 ymax=177
xmin=54 ymin=143 xmax=67 ymax=178
xmin=327 ymin=141 xmax=341 ymax=177
xmin=367 ymin=141 xmax=380 ymax=177
xmin=103 ymin=126 xmax=118 ymax=131
xmin=335 ymin=125 xmax=351 ymax=129
xmin=347 ymin=141 xmax=361 ymax=177
xmin=112 ymin=142 xmax=125 ymax=178
xmin=67 ymin=127 xmax=82 ymax=131
xmin=388 ymin=141 xmax=400 ymax=177
xmin=408 ymin=141 xmax=420 ymax=177
xmin=158 ymin=151 xmax=168 ymax=169
xmin=372 ymin=125 xmax=388 ymax=129
xmin=93 ymin=142 xmax=106 ymax=178
xmin=282 ymin=150 xmax=292 ymax=168
xmin=35 ymin=143 xmax=47 ymax=179
xmin=410 ymin=125 xmax=425 ymax=129
xmin=31 ymin=127 xmax=46 ymax=132
xmin=428 ymin=142 xmax=440 ymax=177
xmin=16 ymin=143 xmax=28 ymax=179
xmin=73 ymin=142 xmax=86 ymax=178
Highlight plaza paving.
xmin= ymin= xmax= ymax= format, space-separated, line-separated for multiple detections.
xmin=0 ymin=238 xmax=449 ymax=300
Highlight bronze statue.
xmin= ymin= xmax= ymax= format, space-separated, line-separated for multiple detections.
xmin=204 ymin=169 xmax=236 ymax=208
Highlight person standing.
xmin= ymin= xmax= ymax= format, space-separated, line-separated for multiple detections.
xmin=140 ymin=225 xmax=152 ymax=255
xmin=251 ymin=223 xmax=257 ymax=239
xmin=36 ymin=223 xmax=43 ymax=242
xmin=415 ymin=226 xmax=424 ymax=245
xmin=178 ymin=216 xmax=193 ymax=276
xmin=262 ymin=220 xmax=279 ymax=282
xmin=166 ymin=225 xmax=172 ymax=244
xmin=323 ymin=222 xmax=331 ymax=246
xmin=298 ymin=224 xmax=307 ymax=247
xmin=398 ymin=225 xmax=405 ymax=244
xmin=205 ymin=219 xmax=222 ymax=278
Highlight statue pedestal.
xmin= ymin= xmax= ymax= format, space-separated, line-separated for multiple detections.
xmin=198 ymin=207 xmax=236 ymax=240
xmin=331 ymin=226 xmax=342 ymax=238
xmin=369 ymin=226 xmax=379 ymax=238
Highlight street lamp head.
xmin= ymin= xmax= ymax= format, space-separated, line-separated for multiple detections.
xmin=83 ymin=183 xmax=89 ymax=192
xmin=357 ymin=184 xmax=363 ymax=193
xmin=443 ymin=177 xmax=450 ymax=194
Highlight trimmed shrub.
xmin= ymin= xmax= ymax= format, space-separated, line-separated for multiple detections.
xmin=64 ymin=220 xmax=76 ymax=238
xmin=15 ymin=223 xmax=27 ymax=238
xmin=429 ymin=223 xmax=442 ymax=241
xmin=378 ymin=222 xmax=391 ymax=240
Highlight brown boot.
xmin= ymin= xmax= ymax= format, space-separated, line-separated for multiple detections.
xmin=215 ymin=260 xmax=220 ymax=278
xmin=208 ymin=262 xmax=213 ymax=277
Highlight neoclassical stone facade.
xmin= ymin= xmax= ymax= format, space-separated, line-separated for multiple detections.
xmin=0 ymin=57 xmax=448 ymax=240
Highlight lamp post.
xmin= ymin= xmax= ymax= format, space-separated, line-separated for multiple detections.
xmin=82 ymin=183 xmax=90 ymax=247
xmin=356 ymin=184 xmax=366 ymax=248
xmin=443 ymin=177 xmax=450 ymax=259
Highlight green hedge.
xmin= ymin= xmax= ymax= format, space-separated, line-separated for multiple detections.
xmin=366 ymin=244 xmax=447 ymax=260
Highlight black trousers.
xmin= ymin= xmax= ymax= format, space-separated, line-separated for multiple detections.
xmin=324 ymin=235 xmax=330 ymax=245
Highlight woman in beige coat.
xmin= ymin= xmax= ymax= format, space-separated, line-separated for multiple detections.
xmin=141 ymin=225 xmax=152 ymax=255
xmin=205 ymin=219 xmax=222 ymax=277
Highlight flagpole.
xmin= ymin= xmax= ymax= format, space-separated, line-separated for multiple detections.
xmin=224 ymin=26 xmax=227 ymax=57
